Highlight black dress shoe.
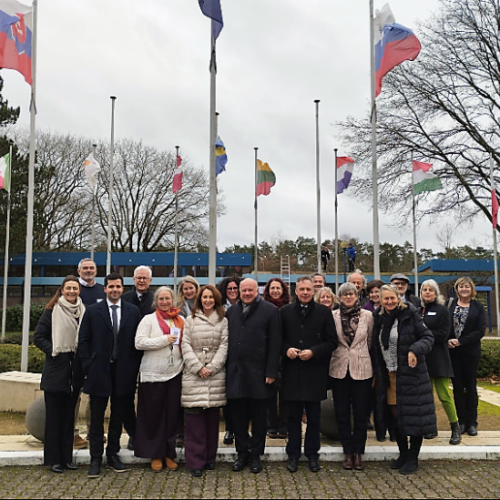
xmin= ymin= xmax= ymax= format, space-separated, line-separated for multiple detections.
xmin=51 ymin=464 xmax=64 ymax=474
xmin=459 ymin=424 xmax=466 ymax=435
xmin=64 ymin=463 xmax=78 ymax=471
xmin=309 ymin=458 xmax=321 ymax=473
xmin=250 ymin=456 xmax=263 ymax=474
xmin=232 ymin=457 xmax=248 ymax=472
xmin=267 ymin=430 xmax=278 ymax=439
xmin=424 ymin=432 xmax=438 ymax=440
xmin=127 ymin=437 xmax=135 ymax=451
xmin=467 ymin=425 xmax=478 ymax=436
xmin=287 ymin=458 xmax=298 ymax=473
xmin=191 ymin=469 xmax=203 ymax=478
xmin=88 ymin=459 xmax=101 ymax=479
xmin=376 ymin=435 xmax=386 ymax=443
xmin=223 ymin=432 xmax=234 ymax=445
xmin=107 ymin=455 xmax=127 ymax=473
xmin=366 ymin=418 xmax=374 ymax=431
xmin=204 ymin=463 xmax=216 ymax=471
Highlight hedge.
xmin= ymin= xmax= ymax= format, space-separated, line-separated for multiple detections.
xmin=477 ymin=339 xmax=500 ymax=379
xmin=0 ymin=304 xmax=46 ymax=332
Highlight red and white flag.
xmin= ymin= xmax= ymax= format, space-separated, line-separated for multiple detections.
xmin=173 ymin=155 xmax=183 ymax=194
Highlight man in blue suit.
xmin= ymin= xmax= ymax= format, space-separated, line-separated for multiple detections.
xmin=79 ymin=273 xmax=142 ymax=479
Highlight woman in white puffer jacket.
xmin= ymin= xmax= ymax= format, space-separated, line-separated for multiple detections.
xmin=182 ymin=285 xmax=228 ymax=478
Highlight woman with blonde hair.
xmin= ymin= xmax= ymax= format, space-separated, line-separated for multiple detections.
xmin=447 ymin=277 xmax=485 ymax=437
xmin=134 ymin=287 xmax=185 ymax=472
xmin=314 ymin=287 xmax=340 ymax=311
xmin=373 ymin=285 xmax=436 ymax=475
xmin=177 ymin=276 xmax=200 ymax=318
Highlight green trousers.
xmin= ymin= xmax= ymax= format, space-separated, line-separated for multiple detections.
xmin=431 ymin=377 xmax=459 ymax=424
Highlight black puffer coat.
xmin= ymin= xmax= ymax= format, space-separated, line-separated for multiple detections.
xmin=373 ymin=304 xmax=437 ymax=437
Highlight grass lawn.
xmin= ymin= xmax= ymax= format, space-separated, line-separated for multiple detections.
xmin=0 ymin=413 xmax=27 ymax=435
xmin=478 ymin=381 xmax=500 ymax=395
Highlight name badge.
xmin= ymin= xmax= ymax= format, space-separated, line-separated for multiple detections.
xmin=170 ymin=326 xmax=181 ymax=345
xmin=427 ymin=312 xmax=437 ymax=316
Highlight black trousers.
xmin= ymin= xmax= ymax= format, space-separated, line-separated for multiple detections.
xmin=330 ymin=374 xmax=372 ymax=455
xmin=223 ymin=405 xmax=233 ymax=433
xmin=267 ymin=385 xmax=288 ymax=434
xmin=122 ymin=390 xmax=137 ymax=439
xmin=229 ymin=398 xmax=269 ymax=458
xmin=44 ymin=392 xmax=75 ymax=466
xmin=450 ymin=351 xmax=481 ymax=428
xmin=286 ymin=401 xmax=321 ymax=460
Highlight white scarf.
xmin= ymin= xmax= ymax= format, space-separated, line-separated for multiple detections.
xmin=51 ymin=296 xmax=86 ymax=357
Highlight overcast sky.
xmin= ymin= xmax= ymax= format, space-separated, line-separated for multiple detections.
xmin=3 ymin=0 xmax=492 ymax=254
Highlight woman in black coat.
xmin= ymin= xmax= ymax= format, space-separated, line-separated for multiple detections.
xmin=420 ymin=280 xmax=460 ymax=445
xmin=33 ymin=276 xmax=85 ymax=474
xmin=448 ymin=277 xmax=486 ymax=437
xmin=373 ymin=285 xmax=436 ymax=476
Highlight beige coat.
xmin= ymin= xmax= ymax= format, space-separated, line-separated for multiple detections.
xmin=330 ymin=309 xmax=374 ymax=381
xmin=181 ymin=311 xmax=228 ymax=409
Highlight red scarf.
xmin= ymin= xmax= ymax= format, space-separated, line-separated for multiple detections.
xmin=156 ymin=308 xmax=184 ymax=350
xmin=269 ymin=297 xmax=286 ymax=309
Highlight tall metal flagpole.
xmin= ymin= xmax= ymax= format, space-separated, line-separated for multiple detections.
xmin=334 ymin=149 xmax=339 ymax=293
xmin=1 ymin=146 xmax=12 ymax=342
xmin=490 ymin=153 xmax=500 ymax=335
xmin=208 ymin=32 xmax=218 ymax=286
xmin=174 ymin=146 xmax=180 ymax=298
xmin=412 ymin=153 xmax=419 ymax=297
xmin=314 ymin=100 xmax=322 ymax=274
xmin=254 ymin=148 xmax=259 ymax=283
xmin=90 ymin=143 xmax=97 ymax=262
xmin=21 ymin=0 xmax=38 ymax=372
xmin=106 ymin=97 xmax=116 ymax=276
xmin=370 ymin=0 xmax=381 ymax=280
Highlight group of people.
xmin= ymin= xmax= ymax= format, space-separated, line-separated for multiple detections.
xmin=34 ymin=259 xmax=486 ymax=479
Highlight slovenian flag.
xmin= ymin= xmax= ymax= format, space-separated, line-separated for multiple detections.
xmin=173 ymin=154 xmax=183 ymax=194
xmin=84 ymin=153 xmax=101 ymax=190
xmin=337 ymin=157 xmax=355 ymax=195
xmin=215 ymin=136 xmax=227 ymax=176
xmin=256 ymin=160 xmax=276 ymax=197
xmin=374 ymin=4 xmax=421 ymax=97
xmin=0 ymin=152 xmax=10 ymax=192
xmin=198 ymin=0 xmax=224 ymax=40
xmin=413 ymin=161 xmax=442 ymax=195
xmin=0 ymin=0 xmax=33 ymax=85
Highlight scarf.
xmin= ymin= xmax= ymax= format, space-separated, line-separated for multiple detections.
xmin=52 ymin=296 xmax=85 ymax=357
xmin=380 ymin=307 xmax=401 ymax=351
xmin=269 ymin=297 xmax=286 ymax=309
xmin=340 ymin=302 xmax=361 ymax=346
xmin=156 ymin=308 xmax=184 ymax=350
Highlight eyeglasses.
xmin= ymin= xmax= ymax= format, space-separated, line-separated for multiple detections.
xmin=227 ymin=287 xmax=239 ymax=292
xmin=342 ymin=293 xmax=356 ymax=297
xmin=134 ymin=277 xmax=151 ymax=281
xmin=392 ymin=281 xmax=407 ymax=287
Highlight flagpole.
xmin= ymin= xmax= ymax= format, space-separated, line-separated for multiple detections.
xmin=21 ymin=0 xmax=38 ymax=372
xmin=106 ymin=97 xmax=116 ymax=276
xmin=490 ymin=153 xmax=500 ymax=336
xmin=254 ymin=147 xmax=259 ymax=283
xmin=1 ymin=146 xmax=12 ymax=342
xmin=174 ymin=146 xmax=180 ymax=298
xmin=412 ymin=153 xmax=419 ymax=297
xmin=208 ymin=32 xmax=217 ymax=286
xmin=314 ymin=100 xmax=322 ymax=274
xmin=334 ymin=149 xmax=339 ymax=293
xmin=370 ymin=0 xmax=381 ymax=280
xmin=90 ymin=143 xmax=97 ymax=262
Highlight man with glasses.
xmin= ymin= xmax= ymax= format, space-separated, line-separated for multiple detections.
xmin=390 ymin=273 xmax=420 ymax=307
xmin=122 ymin=266 xmax=154 ymax=319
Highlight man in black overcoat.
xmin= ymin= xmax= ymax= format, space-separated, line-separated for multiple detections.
xmin=226 ymin=278 xmax=281 ymax=474
xmin=281 ymin=276 xmax=338 ymax=473
xmin=78 ymin=273 xmax=143 ymax=479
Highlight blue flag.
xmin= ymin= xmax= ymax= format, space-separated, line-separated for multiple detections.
xmin=215 ymin=136 xmax=228 ymax=176
xmin=198 ymin=0 xmax=224 ymax=40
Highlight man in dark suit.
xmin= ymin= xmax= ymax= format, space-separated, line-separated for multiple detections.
xmin=122 ymin=266 xmax=154 ymax=319
xmin=79 ymin=273 xmax=142 ymax=479
xmin=281 ymin=276 xmax=338 ymax=474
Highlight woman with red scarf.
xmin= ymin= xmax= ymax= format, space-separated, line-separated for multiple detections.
xmin=134 ymin=287 xmax=184 ymax=472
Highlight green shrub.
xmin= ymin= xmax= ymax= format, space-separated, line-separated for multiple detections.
xmin=0 ymin=345 xmax=44 ymax=373
xmin=0 ymin=303 xmax=46 ymax=333
xmin=478 ymin=339 xmax=500 ymax=379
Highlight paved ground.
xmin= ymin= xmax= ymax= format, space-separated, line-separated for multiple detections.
xmin=0 ymin=461 xmax=499 ymax=499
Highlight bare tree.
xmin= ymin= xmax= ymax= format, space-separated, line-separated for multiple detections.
xmin=337 ymin=0 xmax=500 ymax=229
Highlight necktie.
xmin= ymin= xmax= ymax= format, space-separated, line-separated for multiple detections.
xmin=302 ymin=306 xmax=307 ymax=318
xmin=138 ymin=295 xmax=142 ymax=302
xmin=111 ymin=305 xmax=119 ymax=361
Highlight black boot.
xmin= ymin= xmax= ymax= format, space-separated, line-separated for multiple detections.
xmin=391 ymin=432 xmax=408 ymax=470
xmin=449 ymin=422 xmax=462 ymax=446
xmin=400 ymin=437 xmax=422 ymax=475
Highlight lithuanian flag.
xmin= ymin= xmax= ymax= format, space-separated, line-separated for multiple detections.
xmin=256 ymin=160 xmax=276 ymax=196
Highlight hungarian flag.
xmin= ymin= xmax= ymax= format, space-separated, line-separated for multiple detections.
xmin=0 ymin=152 xmax=10 ymax=192
xmin=336 ymin=157 xmax=355 ymax=194
xmin=256 ymin=160 xmax=276 ymax=196
xmin=492 ymin=190 xmax=499 ymax=229
xmin=0 ymin=0 xmax=33 ymax=85
xmin=374 ymin=4 xmax=421 ymax=97
xmin=83 ymin=153 xmax=101 ymax=189
xmin=173 ymin=154 xmax=183 ymax=194
xmin=413 ymin=161 xmax=442 ymax=195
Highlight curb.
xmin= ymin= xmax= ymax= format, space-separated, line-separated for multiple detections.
xmin=1 ymin=446 xmax=500 ymax=467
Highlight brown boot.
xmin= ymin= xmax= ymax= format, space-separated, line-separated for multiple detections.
xmin=166 ymin=458 xmax=178 ymax=471
xmin=73 ymin=435 xmax=88 ymax=450
xmin=342 ymin=454 xmax=353 ymax=470
xmin=151 ymin=459 xmax=163 ymax=473
xmin=353 ymin=454 xmax=364 ymax=471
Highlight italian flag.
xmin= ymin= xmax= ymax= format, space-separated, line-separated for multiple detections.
xmin=412 ymin=160 xmax=442 ymax=195
xmin=0 ymin=153 xmax=11 ymax=192
xmin=256 ymin=160 xmax=276 ymax=196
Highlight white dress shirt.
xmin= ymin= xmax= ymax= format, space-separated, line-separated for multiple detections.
xmin=107 ymin=299 xmax=122 ymax=330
